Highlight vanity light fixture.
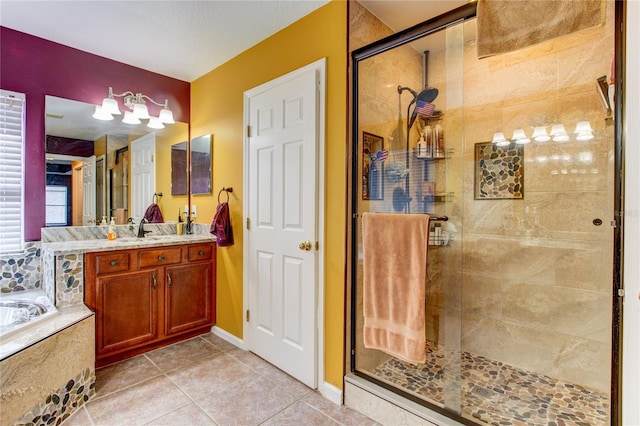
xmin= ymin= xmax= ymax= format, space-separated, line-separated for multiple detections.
xmin=94 ymin=87 xmax=175 ymax=128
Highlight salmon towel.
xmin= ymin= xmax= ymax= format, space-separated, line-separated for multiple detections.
xmin=210 ymin=202 xmax=234 ymax=247
xmin=477 ymin=0 xmax=604 ymax=58
xmin=362 ymin=213 xmax=429 ymax=364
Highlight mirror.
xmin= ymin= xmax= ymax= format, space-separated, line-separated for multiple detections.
xmin=190 ymin=134 xmax=212 ymax=194
xmin=171 ymin=141 xmax=188 ymax=196
xmin=45 ymin=96 xmax=189 ymax=226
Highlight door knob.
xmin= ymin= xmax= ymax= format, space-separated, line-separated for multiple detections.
xmin=299 ymin=240 xmax=312 ymax=251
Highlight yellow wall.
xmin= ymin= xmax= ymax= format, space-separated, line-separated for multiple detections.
xmin=191 ymin=1 xmax=347 ymax=389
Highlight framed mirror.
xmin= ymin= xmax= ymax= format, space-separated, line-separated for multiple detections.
xmin=190 ymin=134 xmax=212 ymax=194
xmin=171 ymin=141 xmax=188 ymax=196
xmin=45 ymin=95 xmax=189 ymax=226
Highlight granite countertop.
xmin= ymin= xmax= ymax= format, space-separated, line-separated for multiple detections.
xmin=40 ymin=234 xmax=217 ymax=256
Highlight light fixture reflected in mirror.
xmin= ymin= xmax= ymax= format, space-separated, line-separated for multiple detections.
xmin=532 ymin=126 xmax=550 ymax=142
xmin=574 ymin=121 xmax=594 ymax=141
xmin=492 ymin=132 xmax=510 ymax=146
xmin=94 ymin=87 xmax=174 ymax=129
xmin=550 ymin=124 xmax=569 ymax=142
xmin=512 ymin=128 xmax=530 ymax=144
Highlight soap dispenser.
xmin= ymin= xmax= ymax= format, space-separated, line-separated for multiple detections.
xmin=107 ymin=217 xmax=117 ymax=241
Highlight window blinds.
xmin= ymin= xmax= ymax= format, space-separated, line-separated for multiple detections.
xmin=0 ymin=90 xmax=25 ymax=253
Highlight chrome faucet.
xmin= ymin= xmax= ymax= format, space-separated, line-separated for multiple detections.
xmin=137 ymin=218 xmax=152 ymax=238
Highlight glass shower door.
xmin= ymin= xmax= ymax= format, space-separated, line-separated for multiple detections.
xmin=352 ymin=17 xmax=466 ymax=418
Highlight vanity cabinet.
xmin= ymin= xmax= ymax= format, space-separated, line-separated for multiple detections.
xmin=85 ymin=242 xmax=216 ymax=367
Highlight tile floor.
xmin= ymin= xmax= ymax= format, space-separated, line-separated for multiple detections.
xmin=63 ymin=333 xmax=378 ymax=426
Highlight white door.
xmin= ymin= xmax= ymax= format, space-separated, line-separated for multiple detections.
xmin=82 ymin=155 xmax=96 ymax=225
xmin=130 ymin=133 xmax=156 ymax=223
xmin=245 ymin=63 xmax=321 ymax=387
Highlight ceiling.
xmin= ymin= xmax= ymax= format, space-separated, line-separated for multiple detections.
xmin=7 ymin=0 xmax=471 ymax=142
xmin=0 ymin=0 xmax=329 ymax=82
xmin=1 ymin=0 xmax=469 ymax=82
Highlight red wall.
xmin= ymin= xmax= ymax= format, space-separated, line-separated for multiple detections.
xmin=0 ymin=27 xmax=190 ymax=240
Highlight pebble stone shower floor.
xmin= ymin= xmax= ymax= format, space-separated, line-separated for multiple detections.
xmin=371 ymin=342 xmax=609 ymax=426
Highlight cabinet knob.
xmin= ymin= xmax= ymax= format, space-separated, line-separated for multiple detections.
xmin=198 ymin=250 xmax=204 ymax=256
xmin=167 ymin=273 xmax=172 ymax=288
xmin=151 ymin=274 xmax=157 ymax=290
xmin=158 ymin=255 xmax=165 ymax=261
xmin=110 ymin=260 xmax=118 ymax=266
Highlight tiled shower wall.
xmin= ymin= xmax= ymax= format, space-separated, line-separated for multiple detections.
xmin=455 ymin=4 xmax=615 ymax=393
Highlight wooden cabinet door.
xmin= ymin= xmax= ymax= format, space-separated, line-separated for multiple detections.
xmin=96 ymin=270 xmax=160 ymax=355
xmin=165 ymin=262 xmax=213 ymax=336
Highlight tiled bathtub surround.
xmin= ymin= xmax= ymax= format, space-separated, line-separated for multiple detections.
xmin=371 ymin=342 xmax=609 ymax=425
xmin=0 ymin=242 xmax=41 ymax=294
xmin=0 ymin=316 xmax=95 ymax=426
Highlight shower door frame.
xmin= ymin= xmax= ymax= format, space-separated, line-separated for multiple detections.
xmin=348 ymin=2 xmax=626 ymax=425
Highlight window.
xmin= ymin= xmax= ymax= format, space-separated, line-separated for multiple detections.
xmin=0 ymin=90 xmax=25 ymax=253
xmin=46 ymin=185 xmax=68 ymax=226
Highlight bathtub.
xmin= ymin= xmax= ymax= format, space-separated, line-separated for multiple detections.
xmin=0 ymin=290 xmax=58 ymax=340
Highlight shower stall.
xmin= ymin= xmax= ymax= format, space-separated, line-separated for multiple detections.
xmin=349 ymin=2 xmax=620 ymax=425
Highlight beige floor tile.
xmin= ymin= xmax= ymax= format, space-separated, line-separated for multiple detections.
xmin=86 ymin=376 xmax=190 ymax=426
xmin=303 ymin=392 xmax=381 ymax=426
xmin=261 ymin=400 xmax=340 ymax=426
xmin=226 ymin=347 xmax=273 ymax=371
xmin=168 ymin=352 xmax=253 ymax=401
xmin=144 ymin=402 xmax=216 ymax=425
xmin=256 ymin=362 xmax=314 ymax=399
xmin=144 ymin=336 xmax=222 ymax=373
xmin=194 ymin=374 xmax=299 ymax=426
xmin=94 ymin=355 xmax=162 ymax=398
xmin=61 ymin=406 xmax=92 ymax=426
xmin=200 ymin=332 xmax=237 ymax=352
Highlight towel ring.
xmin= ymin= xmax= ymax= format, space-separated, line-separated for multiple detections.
xmin=153 ymin=192 xmax=162 ymax=204
xmin=218 ymin=187 xmax=233 ymax=204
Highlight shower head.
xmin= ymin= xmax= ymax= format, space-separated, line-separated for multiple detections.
xmin=408 ymin=87 xmax=438 ymax=129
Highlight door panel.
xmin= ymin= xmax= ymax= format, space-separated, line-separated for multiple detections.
xmin=165 ymin=263 xmax=213 ymax=335
xmin=82 ymin=155 xmax=96 ymax=225
xmin=131 ymin=133 xmax=155 ymax=222
xmin=247 ymin=66 xmax=318 ymax=387
xmin=96 ymin=270 xmax=159 ymax=354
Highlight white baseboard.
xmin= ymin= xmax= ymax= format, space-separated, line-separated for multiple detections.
xmin=210 ymin=325 xmax=243 ymax=349
xmin=318 ymin=381 xmax=343 ymax=406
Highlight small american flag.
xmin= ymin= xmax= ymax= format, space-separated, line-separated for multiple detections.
xmin=372 ymin=149 xmax=389 ymax=161
xmin=414 ymin=100 xmax=435 ymax=116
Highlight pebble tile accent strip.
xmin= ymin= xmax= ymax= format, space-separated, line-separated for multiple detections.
xmin=54 ymin=252 xmax=84 ymax=307
xmin=0 ymin=242 xmax=41 ymax=294
xmin=371 ymin=342 xmax=609 ymax=425
xmin=14 ymin=367 xmax=95 ymax=426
